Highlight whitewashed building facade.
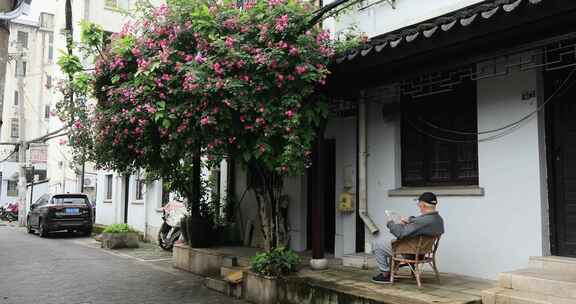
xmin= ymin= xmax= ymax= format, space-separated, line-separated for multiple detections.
xmin=226 ymin=0 xmax=576 ymax=281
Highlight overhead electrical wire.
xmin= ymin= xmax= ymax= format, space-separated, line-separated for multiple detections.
xmin=408 ymin=66 xmax=576 ymax=141
xmin=402 ymin=66 xmax=576 ymax=143
xmin=0 ymin=146 xmax=19 ymax=164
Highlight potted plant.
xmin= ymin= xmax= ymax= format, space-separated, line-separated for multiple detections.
xmin=244 ymin=247 xmax=301 ymax=304
xmin=101 ymin=224 xmax=139 ymax=249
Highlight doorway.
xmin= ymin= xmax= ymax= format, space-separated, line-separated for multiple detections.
xmin=546 ymin=66 xmax=576 ymax=257
xmin=124 ymin=175 xmax=129 ymax=224
xmin=306 ymin=139 xmax=337 ymax=253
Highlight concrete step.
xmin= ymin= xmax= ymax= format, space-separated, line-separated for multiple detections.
xmin=236 ymin=256 xmax=251 ymax=267
xmin=482 ymin=287 xmax=575 ymax=304
xmin=499 ymin=268 xmax=576 ymax=299
xmin=341 ymin=253 xmax=377 ymax=269
xmin=203 ymin=276 xmax=242 ymax=299
xmin=529 ymin=256 xmax=576 ymax=272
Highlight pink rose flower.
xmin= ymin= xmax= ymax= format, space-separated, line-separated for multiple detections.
xmin=275 ymin=15 xmax=289 ymax=33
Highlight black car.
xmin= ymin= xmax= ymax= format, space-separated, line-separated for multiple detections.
xmin=27 ymin=193 xmax=93 ymax=238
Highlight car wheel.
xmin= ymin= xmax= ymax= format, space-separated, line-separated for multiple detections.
xmin=82 ymin=227 xmax=92 ymax=237
xmin=38 ymin=219 xmax=49 ymax=238
xmin=26 ymin=221 xmax=34 ymax=234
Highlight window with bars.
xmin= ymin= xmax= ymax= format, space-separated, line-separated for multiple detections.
xmin=105 ymin=0 xmax=130 ymax=10
xmin=7 ymin=180 xmax=18 ymax=197
xmin=46 ymin=75 xmax=52 ymax=88
xmin=17 ymin=31 xmax=28 ymax=48
xmin=13 ymin=91 xmax=18 ymax=106
xmin=40 ymin=13 xmax=54 ymax=29
xmin=44 ymin=105 xmax=50 ymax=119
xmin=401 ymin=77 xmax=478 ymax=187
xmin=10 ymin=118 xmax=19 ymax=138
xmin=15 ymin=61 xmax=26 ymax=77
xmin=105 ymin=175 xmax=113 ymax=200
xmin=47 ymin=33 xmax=54 ymax=62
xmin=135 ymin=172 xmax=145 ymax=201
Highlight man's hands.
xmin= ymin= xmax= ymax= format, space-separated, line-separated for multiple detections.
xmin=399 ymin=217 xmax=411 ymax=225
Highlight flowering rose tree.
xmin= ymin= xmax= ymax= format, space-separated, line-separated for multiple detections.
xmin=57 ymin=0 xmax=364 ymax=251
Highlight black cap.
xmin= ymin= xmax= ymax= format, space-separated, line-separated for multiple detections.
xmin=416 ymin=192 xmax=438 ymax=205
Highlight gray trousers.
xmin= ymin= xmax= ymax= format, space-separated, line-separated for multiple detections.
xmin=373 ymin=231 xmax=395 ymax=273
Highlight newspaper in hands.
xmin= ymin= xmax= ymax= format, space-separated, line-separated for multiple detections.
xmin=385 ymin=210 xmax=403 ymax=223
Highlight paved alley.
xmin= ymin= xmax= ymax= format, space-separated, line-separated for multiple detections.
xmin=0 ymin=224 xmax=245 ymax=304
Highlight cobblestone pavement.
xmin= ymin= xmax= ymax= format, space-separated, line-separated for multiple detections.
xmin=0 ymin=223 xmax=245 ymax=304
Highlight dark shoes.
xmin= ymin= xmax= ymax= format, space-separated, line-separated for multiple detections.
xmin=371 ymin=272 xmax=392 ymax=284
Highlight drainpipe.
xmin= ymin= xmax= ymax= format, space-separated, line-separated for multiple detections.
xmin=358 ymin=94 xmax=379 ymax=239
xmin=143 ymin=179 xmax=150 ymax=242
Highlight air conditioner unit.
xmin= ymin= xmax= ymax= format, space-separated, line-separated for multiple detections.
xmin=83 ymin=176 xmax=96 ymax=188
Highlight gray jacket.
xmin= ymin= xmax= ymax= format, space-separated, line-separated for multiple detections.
xmin=386 ymin=211 xmax=444 ymax=240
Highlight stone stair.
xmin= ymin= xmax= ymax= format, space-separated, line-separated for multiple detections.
xmin=202 ymin=255 xmax=249 ymax=299
xmin=341 ymin=253 xmax=377 ymax=269
xmin=482 ymin=256 xmax=576 ymax=304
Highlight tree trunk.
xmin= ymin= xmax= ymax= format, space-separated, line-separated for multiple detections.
xmin=250 ymin=163 xmax=288 ymax=251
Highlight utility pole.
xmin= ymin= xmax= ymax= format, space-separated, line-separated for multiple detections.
xmin=16 ymin=40 xmax=27 ymax=226
xmin=64 ymin=0 xmax=84 ymax=193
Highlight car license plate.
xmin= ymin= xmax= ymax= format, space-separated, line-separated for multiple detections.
xmin=65 ymin=208 xmax=79 ymax=215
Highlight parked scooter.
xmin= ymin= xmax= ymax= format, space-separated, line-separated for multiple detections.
xmin=158 ymin=200 xmax=187 ymax=251
xmin=1 ymin=202 xmax=18 ymax=222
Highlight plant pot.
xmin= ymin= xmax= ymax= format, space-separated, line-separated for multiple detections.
xmin=243 ymin=271 xmax=279 ymax=304
xmin=101 ymin=232 xmax=139 ymax=249
xmin=186 ymin=217 xmax=213 ymax=248
xmin=180 ymin=217 xmax=189 ymax=244
xmin=217 ymin=223 xmax=242 ymax=246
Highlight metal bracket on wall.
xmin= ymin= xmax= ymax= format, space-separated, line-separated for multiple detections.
xmin=359 ymin=0 xmax=396 ymax=11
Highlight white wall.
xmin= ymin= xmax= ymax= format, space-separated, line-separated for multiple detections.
xmin=145 ymin=180 xmax=165 ymax=242
xmin=325 ymin=117 xmax=358 ymax=257
xmin=362 ymin=64 xmax=543 ymax=279
xmin=95 ymin=170 xmax=164 ymax=242
xmin=284 ymin=176 xmax=307 ymax=252
xmin=95 ymin=171 xmax=119 ymax=226
xmin=324 ymin=0 xmax=484 ymax=38
xmin=0 ymin=162 xmax=20 ymax=204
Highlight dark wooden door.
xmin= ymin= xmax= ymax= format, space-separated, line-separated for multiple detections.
xmin=548 ymin=68 xmax=576 ymax=257
xmin=306 ymin=139 xmax=336 ymax=253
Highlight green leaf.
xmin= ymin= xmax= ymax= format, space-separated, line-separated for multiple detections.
xmin=154 ymin=112 xmax=164 ymax=122
xmin=162 ymin=119 xmax=171 ymax=129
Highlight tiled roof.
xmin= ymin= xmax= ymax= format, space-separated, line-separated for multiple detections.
xmin=335 ymin=0 xmax=546 ymax=64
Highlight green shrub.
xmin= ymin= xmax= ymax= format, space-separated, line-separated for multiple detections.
xmin=103 ymin=223 xmax=137 ymax=234
xmin=251 ymin=247 xmax=301 ymax=277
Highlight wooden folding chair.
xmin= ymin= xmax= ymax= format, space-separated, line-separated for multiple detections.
xmin=389 ymin=235 xmax=441 ymax=288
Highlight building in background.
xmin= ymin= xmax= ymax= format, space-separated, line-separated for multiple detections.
xmin=0 ymin=1 xmax=147 ymax=208
xmin=0 ymin=9 xmax=51 ymax=205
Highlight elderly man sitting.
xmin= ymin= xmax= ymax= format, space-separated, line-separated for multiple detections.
xmin=372 ymin=192 xmax=445 ymax=284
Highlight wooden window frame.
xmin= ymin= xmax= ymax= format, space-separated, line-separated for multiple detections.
xmin=400 ymin=78 xmax=479 ymax=187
